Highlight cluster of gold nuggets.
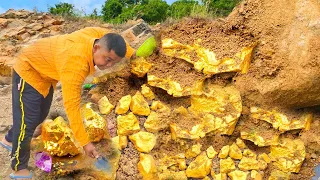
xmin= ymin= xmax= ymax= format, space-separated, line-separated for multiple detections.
xmin=41 ymin=38 xmax=312 ymax=179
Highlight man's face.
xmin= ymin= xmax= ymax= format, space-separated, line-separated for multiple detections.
xmin=93 ymin=44 xmax=122 ymax=70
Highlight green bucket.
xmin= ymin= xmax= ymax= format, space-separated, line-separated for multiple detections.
xmin=136 ymin=36 xmax=157 ymax=57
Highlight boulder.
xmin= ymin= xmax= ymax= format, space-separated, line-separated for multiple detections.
xmin=233 ymin=0 xmax=320 ymax=108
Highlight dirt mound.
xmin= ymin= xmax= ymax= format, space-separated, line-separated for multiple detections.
xmin=229 ymin=0 xmax=320 ymax=108
xmin=95 ymin=0 xmax=319 ymax=178
xmin=85 ymin=1 xmax=319 ymax=177
xmin=0 ymin=0 xmax=320 ymax=179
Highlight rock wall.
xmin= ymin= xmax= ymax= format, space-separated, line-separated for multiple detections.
xmin=0 ymin=9 xmax=64 ymax=77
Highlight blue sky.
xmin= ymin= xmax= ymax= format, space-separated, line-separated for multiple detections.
xmin=0 ymin=0 xmax=177 ymax=15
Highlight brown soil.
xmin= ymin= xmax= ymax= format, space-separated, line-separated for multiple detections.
xmin=160 ymin=18 xmax=254 ymax=60
xmin=231 ymin=0 xmax=320 ymax=108
xmin=148 ymin=53 xmax=205 ymax=90
xmin=91 ymin=74 xmax=146 ymax=106
xmin=116 ymin=142 xmax=142 ymax=180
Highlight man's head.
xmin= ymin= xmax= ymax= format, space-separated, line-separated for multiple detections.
xmin=93 ymin=33 xmax=126 ymax=70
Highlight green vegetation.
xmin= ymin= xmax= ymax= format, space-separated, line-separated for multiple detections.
xmin=48 ymin=0 xmax=241 ymax=24
xmin=169 ymin=0 xmax=198 ymax=19
xmin=101 ymin=0 xmax=124 ymax=21
xmin=48 ymin=2 xmax=75 ymax=16
xmin=206 ymin=0 xmax=241 ymax=16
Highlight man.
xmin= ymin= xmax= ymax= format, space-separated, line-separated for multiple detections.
xmin=0 ymin=27 xmax=135 ymax=179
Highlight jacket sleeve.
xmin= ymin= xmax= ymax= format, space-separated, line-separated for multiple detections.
xmin=60 ymin=55 xmax=90 ymax=147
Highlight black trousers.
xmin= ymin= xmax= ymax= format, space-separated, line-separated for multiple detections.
xmin=5 ymin=70 xmax=53 ymax=171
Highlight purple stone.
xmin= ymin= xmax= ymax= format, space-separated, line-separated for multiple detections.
xmin=35 ymin=152 xmax=52 ymax=173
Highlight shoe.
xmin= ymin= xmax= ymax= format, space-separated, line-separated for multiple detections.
xmin=0 ymin=141 xmax=12 ymax=152
xmin=9 ymin=172 xmax=33 ymax=179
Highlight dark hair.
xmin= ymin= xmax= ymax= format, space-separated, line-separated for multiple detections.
xmin=99 ymin=33 xmax=127 ymax=58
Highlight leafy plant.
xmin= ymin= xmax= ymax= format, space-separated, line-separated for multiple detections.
xmin=205 ymin=0 xmax=241 ymax=16
xmin=102 ymin=0 xmax=124 ymax=21
xmin=169 ymin=0 xmax=198 ymax=19
xmin=48 ymin=2 xmax=75 ymax=16
xmin=140 ymin=0 xmax=169 ymax=23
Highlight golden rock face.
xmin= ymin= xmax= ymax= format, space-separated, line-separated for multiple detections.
xmin=268 ymin=169 xmax=290 ymax=180
xmin=236 ymin=138 xmax=247 ymax=149
xmin=238 ymin=157 xmax=259 ymax=171
xmin=82 ymin=103 xmax=108 ymax=142
xmin=250 ymin=170 xmax=263 ymax=180
xmin=220 ymin=157 xmax=235 ymax=173
xmin=137 ymin=153 xmax=158 ymax=180
xmin=129 ymin=131 xmax=157 ymax=153
xmin=158 ymin=170 xmax=187 ymax=180
xmin=147 ymin=74 xmax=188 ymax=97
xmin=258 ymin=153 xmax=271 ymax=163
xmin=130 ymin=91 xmax=151 ymax=116
xmin=117 ymin=112 xmax=140 ymax=136
xmin=150 ymin=101 xmax=169 ymax=111
xmin=211 ymin=169 xmax=216 ymax=177
xmin=185 ymin=144 xmax=202 ymax=158
xmin=175 ymin=109 xmax=205 ymax=136
xmin=98 ymin=96 xmax=114 ymax=115
xmin=169 ymin=84 xmax=242 ymax=140
xmin=178 ymin=160 xmax=187 ymax=171
xmin=243 ymin=149 xmax=257 ymax=159
xmin=228 ymin=170 xmax=248 ymax=180
xmin=144 ymin=111 xmax=167 ymax=133
xmin=257 ymin=153 xmax=271 ymax=170
xmin=161 ymin=38 xmax=256 ymax=75
xmin=250 ymin=107 xmax=313 ymax=132
xmin=269 ymin=138 xmax=306 ymax=173
xmin=218 ymin=145 xmax=230 ymax=159
xmin=158 ymin=153 xmax=186 ymax=171
xmin=258 ymin=160 xmax=268 ymax=170
xmin=189 ymin=85 xmax=242 ymax=114
xmin=186 ymin=152 xmax=212 ymax=178
xmin=229 ymin=143 xmax=242 ymax=160
xmin=145 ymin=101 xmax=171 ymax=133
xmin=141 ymin=84 xmax=155 ymax=100
xmin=111 ymin=135 xmax=128 ymax=150
xmin=41 ymin=117 xmax=81 ymax=157
xmin=115 ymin=95 xmax=132 ymax=115
xmin=206 ymin=146 xmax=218 ymax=159
xmin=169 ymin=106 xmax=205 ymax=140
xmin=189 ymin=85 xmax=242 ymax=135
xmin=170 ymin=123 xmax=205 ymax=140
xmin=213 ymin=173 xmax=227 ymax=180
xmin=131 ymin=57 xmax=153 ymax=77
xmin=240 ymin=130 xmax=279 ymax=147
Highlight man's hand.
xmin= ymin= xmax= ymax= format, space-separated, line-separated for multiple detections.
xmin=83 ymin=142 xmax=99 ymax=158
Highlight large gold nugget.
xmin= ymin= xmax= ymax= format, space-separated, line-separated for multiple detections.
xmin=41 ymin=117 xmax=81 ymax=157
xmin=130 ymin=91 xmax=151 ymax=116
xmin=250 ymin=107 xmax=312 ymax=132
xmin=131 ymin=57 xmax=152 ymax=77
xmin=117 ymin=112 xmax=140 ymax=136
xmin=269 ymin=138 xmax=306 ymax=173
xmin=82 ymin=103 xmax=109 ymax=142
xmin=161 ymin=38 xmax=256 ymax=75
